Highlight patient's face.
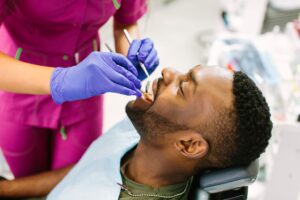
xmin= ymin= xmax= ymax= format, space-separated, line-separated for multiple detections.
xmin=126 ymin=65 xmax=234 ymax=144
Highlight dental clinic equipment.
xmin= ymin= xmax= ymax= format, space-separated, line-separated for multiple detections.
xmin=208 ymin=36 xmax=287 ymax=120
xmin=123 ymin=29 xmax=151 ymax=93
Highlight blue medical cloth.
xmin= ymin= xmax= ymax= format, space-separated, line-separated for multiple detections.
xmin=47 ymin=118 xmax=139 ymax=200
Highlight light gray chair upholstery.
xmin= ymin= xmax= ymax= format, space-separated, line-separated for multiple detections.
xmin=190 ymin=160 xmax=259 ymax=200
xmin=199 ymin=160 xmax=259 ymax=193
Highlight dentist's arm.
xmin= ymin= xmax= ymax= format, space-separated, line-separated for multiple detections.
xmin=0 ymin=165 xmax=72 ymax=198
xmin=0 ymin=51 xmax=142 ymax=104
xmin=0 ymin=52 xmax=53 ymax=94
xmin=113 ymin=20 xmax=140 ymax=56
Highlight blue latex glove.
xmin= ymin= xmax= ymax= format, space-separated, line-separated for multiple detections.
xmin=50 ymin=52 xmax=142 ymax=104
xmin=127 ymin=38 xmax=159 ymax=80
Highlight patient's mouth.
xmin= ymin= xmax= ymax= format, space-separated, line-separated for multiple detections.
xmin=131 ymin=80 xmax=157 ymax=111
xmin=152 ymin=78 xmax=161 ymax=100
xmin=143 ymin=92 xmax=153 ymax=103
xmin=131 ymin=93 xmax=152 ymax=111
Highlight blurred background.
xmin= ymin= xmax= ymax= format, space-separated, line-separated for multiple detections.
xmin=1 ymin=0 xmax=300 ymax=199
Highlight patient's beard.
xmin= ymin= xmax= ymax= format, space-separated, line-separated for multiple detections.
xmin=126 ymin=104 xmax=188 ymax=144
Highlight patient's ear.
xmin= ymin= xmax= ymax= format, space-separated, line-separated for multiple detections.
xmin=174 ymin=130 xmax=209 ymax=159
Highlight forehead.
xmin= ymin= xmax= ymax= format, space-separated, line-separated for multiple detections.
xmin=192 ymin=65 xmax=234 ymax=106
xmin=191 ymin=65 xmax=233 ymax=83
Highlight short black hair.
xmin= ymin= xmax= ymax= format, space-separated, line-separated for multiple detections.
xmin=211 ymin=71 xmax=272 ymax=167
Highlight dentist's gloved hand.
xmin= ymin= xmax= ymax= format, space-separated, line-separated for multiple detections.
xmin=127 ymin=38 xmax=159 ymax=80
xmin=50 ymin=52 xmax=142 ymax=104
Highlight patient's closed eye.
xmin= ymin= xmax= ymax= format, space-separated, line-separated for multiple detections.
xmin=179 ymin=80 xmax=190 ymax=98
xmin=178 ymin=73 xmax=193 ymax=97
xmin=179 ymin=80 xmax=184 ymax=96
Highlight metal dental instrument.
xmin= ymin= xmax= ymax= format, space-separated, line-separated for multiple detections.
xmin=104 ymin=43 xmax=114 ymax=53
xmin=123 ymin=29 xmax=151 ymax=93
xmin=104 ymin=43 xmax=145 ymax=94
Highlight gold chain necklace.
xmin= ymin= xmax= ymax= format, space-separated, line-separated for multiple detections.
xmin=116 ymin=181 xmax=189 ymax=199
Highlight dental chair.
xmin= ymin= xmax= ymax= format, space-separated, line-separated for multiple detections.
xmin=189 ymin=160 xmax=259 ymax=200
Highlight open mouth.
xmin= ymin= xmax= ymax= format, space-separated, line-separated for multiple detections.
xmin=130 ymin=78 xmax=161 ymax=111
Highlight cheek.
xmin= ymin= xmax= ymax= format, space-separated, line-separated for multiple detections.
xmin=150 ymin=94 xmax=180 ymax=117
xmin=150 ymin=97 xmax=193 ymax=124
xmin=152 ymin=95 xmax=207 ymax=127
xmin=149 ymin=135 xmax=178 ymax=156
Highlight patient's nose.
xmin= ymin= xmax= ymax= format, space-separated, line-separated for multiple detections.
xmin=162 ymin=68 xmax=178 ymax=85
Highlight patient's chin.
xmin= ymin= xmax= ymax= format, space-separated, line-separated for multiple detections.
xmin=126 ymin=93 xmax=157 ymax=137
xmin=126 ymin=101 xmax=147 ymax=135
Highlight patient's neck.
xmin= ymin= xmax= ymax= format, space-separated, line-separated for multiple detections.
xmin=123 ymin=141 xmax=193 ymax=188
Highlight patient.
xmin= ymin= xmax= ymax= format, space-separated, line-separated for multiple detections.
xmin=48 ymin=65 xmax=272 ymax=200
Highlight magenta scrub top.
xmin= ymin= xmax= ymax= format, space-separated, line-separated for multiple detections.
xmin=0 ymin=0 xmax=147 ymax=128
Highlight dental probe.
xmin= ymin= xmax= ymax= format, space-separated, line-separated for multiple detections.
xmin=104 ymin=43 xmax=145 ymax=94
xmin=123 ymin=29 xmax=150 ymax=93
xmin=104 ymin=43 xmax=114 ymax=53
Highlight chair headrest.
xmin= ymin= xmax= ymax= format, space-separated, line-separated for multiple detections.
xmin=197 ymin=160 xmax=259 ymax=193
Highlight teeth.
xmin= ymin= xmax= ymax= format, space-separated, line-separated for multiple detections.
xmin=145 ymin=81 xmax=150 ymax=93
xmin=143 ymin=92 xmax=153 ymax=102
xmin=142 ymin=80 xmax=154 ymax=102
xmin=141 ymin=79 xmax=155 ymax=102
xmin=148 ymin=80 xmax=153 ymax=96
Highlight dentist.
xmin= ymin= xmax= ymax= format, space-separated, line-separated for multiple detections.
xmin=0 ymin=0 xmax=159 ymax=197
